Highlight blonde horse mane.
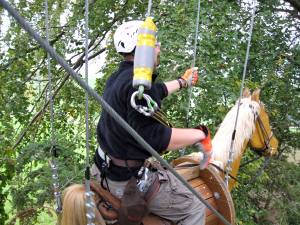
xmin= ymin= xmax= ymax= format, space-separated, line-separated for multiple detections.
xmin=59 ymin=184 xmax=106 ymax=225
xmin=212 ymin=97 xmax=260 ymax=167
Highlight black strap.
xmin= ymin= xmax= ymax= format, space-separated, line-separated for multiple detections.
xmin=94 ymin=152 xmax=111 ymax=191
xmin=209 ymin=163 xmax=239 ymax=182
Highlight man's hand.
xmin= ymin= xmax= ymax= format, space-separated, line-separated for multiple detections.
xmin=195 ymin=125 xmax=212 ymax=152
xmin=179 ymin=67 xmax=198 ymax=88
xmin=195 ymin=125 xmax=213 ymax=169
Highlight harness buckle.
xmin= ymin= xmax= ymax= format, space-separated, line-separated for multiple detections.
xmin=137 ymin=167 xmax=152 ymax=193
xmin=98 ymin=147 xmax=111 ymax=167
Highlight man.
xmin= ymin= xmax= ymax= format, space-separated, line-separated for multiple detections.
xmin=92 ymin=20 xmax=212 ymax=225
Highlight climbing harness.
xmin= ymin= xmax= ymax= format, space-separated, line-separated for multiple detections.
xmin=131 ymin=0 xmax=159 ymax=115
xmin=224 ymin=0 xmax=257 ymax=187
xmin=83 ymin=0 xmax=96 ymax=224
xmin=0 ymin=1 xmax=232 ymax=224
xmin=44 ymin=0 xmax=62 ymax=213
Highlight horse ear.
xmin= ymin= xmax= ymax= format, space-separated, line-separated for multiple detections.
xmin=251 ymin=89 xmax=261 ymax=102
xmin=242 ymin=87 xmax=251 ymax=98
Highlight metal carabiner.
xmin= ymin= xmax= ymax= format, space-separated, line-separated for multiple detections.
xmin=130 ymin=91 xmax=158 ymax=116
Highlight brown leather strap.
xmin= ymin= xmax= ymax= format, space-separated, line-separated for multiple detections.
xmin=90 ymin=180 xmax=121 ymax=209
xmin=109 ymin=155 xmax=144 ymax=168
xmin=144 ymin=174 xmax=160 ymax=203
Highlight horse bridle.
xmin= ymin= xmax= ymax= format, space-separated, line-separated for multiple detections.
xmin=250 ymin=104 xmax=275 ymax=156
xmin=211 ymin=103 xmax=276 ymax=185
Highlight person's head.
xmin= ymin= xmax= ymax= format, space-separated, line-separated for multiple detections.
xmin=113 ymin=20 xmax=161 ymax=68
xmin=58 ymin=184 xmax=106 ymax=225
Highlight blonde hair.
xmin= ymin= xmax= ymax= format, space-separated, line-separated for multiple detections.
xmin=59 ymin=184 xmax=106 ymax=225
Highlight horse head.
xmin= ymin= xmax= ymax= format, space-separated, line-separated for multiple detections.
xmin=247 ymin=89 xmax=279 ymax=157
xmin=210 ymin=88 xmax=279 ymax=190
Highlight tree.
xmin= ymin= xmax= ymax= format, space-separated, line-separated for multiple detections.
xmin=0 ymin=0 xmax=299 ymax=224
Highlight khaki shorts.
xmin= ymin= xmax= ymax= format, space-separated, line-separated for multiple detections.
xmin=91 ymin=164 xmax=205 ymax=225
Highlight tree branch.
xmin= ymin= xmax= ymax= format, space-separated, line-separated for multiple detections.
xmin=11 ymin=2 xmax=127 ymax=150
xmin=22 ymin=58 xmax=46 ymax=84
xmin=12 ymin=73 xmax=70 ymax=149
xmin=289 ymin=33 xmax=300 ymax=47
xmin=273 ymin=7 xmax=300 ymax=20
xmin=12 ymin=38 xmax=105 ymax=150
xmin=284 ymin=0 xmax=300 ymax=12
xmin=0 ymin=30 xmax=65 ymax=72
xmin=88 ymin=47 xmax=106 ymax=60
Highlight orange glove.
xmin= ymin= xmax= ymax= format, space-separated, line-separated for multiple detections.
xmin=195 ymin=125 xmax=213 ymax=169
xmin=179 ymin=67 xmax=198 ymax=88
xmin=195 ymin=125 xmax=212 ymax=152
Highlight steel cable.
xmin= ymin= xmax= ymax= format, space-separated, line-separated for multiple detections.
xmin=224 ymin=0 xmax=257 ymax=187
xmin=0 ymin=1 xmax=232 ymax=224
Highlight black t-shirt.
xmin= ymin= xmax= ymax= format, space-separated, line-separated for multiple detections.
xmin=95 ymin=61 xmax=172 ymax=180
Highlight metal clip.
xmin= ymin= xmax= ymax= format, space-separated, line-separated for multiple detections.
xmin=130 ymin=91 xmax=158 ymax=116
xmin=137 ymin=167 xmax=151 ymax=193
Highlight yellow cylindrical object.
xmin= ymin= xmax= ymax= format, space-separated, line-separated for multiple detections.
xmin=133 ymin=17 xmax=157 ymax=90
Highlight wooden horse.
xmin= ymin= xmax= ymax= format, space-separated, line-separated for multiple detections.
xmin=59 ymin=89 xmax=278 ymax=225
xmin=173 ymin=88 xmax=279 ymax=191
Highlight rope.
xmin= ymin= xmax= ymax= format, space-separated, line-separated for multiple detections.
xmin=0 ymin=1 xmax=232 ymax=224
xmin=180 ymin=0 xmax=201 ymax=156
xmin=239 ymin=155 xmax=261 ymax=168
xmin=146 ymin=0 xmax=152 ymax=17
xmin=83 ymin=0 xmax=95 ymax=224
xmin=249 ymin=156 xmax=270 ymax=182
xmin=1 ymin=2 xmax=231 ymax=223
xmin=44 ymin=0 xmax=62 ymax=213
xmin=242 ymin=156 xmax=270 ymax=186
xmin=224 ymin=0 xmax=257 ymax=187
xmin=185 ymin=0 xmax=201 ymax=128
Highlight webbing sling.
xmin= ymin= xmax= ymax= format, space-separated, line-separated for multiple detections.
xmin=152 ymin=109 xmax=173 ymax=128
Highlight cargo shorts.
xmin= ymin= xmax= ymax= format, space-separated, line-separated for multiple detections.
xmin=91 ymin=164 xmax=205 ymax=225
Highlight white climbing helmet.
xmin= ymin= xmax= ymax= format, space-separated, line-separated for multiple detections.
xmin=113 ymin=20 xmax=143 ymax=53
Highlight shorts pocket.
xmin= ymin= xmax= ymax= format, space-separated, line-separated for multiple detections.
xmin=167 ymin=171 xmax=194 ymax=208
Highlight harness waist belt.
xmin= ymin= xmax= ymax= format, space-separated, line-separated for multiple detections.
xmin=97 ymin=147 xmax=144 ymax=168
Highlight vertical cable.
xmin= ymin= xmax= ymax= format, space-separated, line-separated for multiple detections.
xmin=224 ymin=0 xmax=257 ymax=187
xmin=84 ymin=0 xmax=95 ymax=224
xmin=146 ymin=0 xmax=152 ymax=17
xmin=44 ymin=0 xmax=62 ymax=213
xmin=0 ymin=1 xmax=232 ymax=223
xmin=181 ymin=0 xmax=201 ymax=156
xmin=185 ymin=0 xmax=201 ymax=125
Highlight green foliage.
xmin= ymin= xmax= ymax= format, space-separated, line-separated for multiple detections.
xmin=7 ymin=139 xmax=85 ymax=225
xmin=1 ymin=0 xmax=299 ymax=224
xmin=233 ymin=152 xmax=300 ymax=225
